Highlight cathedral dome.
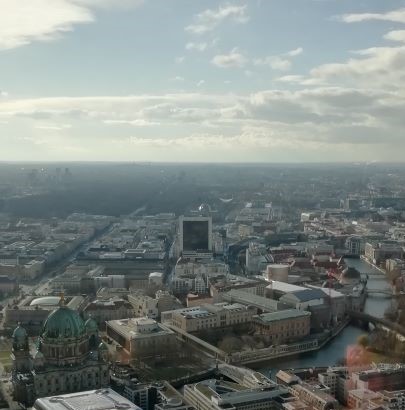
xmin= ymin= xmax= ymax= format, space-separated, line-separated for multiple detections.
xmin=85 ymin=317 xmax=98 ymax=332
xmin=198 ymin=203 xmax=212 ymax=216
xmin=41 ymin=305 xmax=85 ymax=339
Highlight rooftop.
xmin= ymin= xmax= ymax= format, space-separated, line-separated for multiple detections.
xmin=33 ymin=388 xmax=141 ymax=410
xmin=190 ymin=379 xmax=288 ymax=406
xmin=30 ymin=296 xmax=61 ymax=307
xmin=255 ymin=309 xmax=311 ymax=323
xmin=267 ymin=281 xmax=307 ymax=293
xmin=106 ymin=317 xmax=174 ymax=340
xmin=223 ymin=289 xmax=287 ymax=312
xmin=283 ymin=289 xmax=326 ymax=302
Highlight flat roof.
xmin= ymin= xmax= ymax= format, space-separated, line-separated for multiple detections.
xmin=223 ymin=289 xmax=284 ymax=312
xmin=192 ymin=380 xmax=288 ymax=405
xmin=307 ymin=285 xmax=345 ymax=299
xmin=256 ymin=309 xmax=311 ymax=323
xmin=33 ymin=388 xmax=141 ymax=410
xmin=282 ymin=289 xmax=326 ymax=302
xmin=107 ymin=318 xmax=174 ymax=340
xmin=267 ymin=281 xmax=307 ymax=293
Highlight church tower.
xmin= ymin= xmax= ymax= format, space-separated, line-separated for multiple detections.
xmin=11 ymin=323 xmax=35 ymax=407
xmin=11 ymin=323 xmax=31 ymax=373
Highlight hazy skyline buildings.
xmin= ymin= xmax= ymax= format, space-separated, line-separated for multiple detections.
xmin=1 ymin=0 xmax=405 ymax=162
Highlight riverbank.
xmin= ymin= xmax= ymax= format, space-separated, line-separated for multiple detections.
xmin=360 ymin=256 xmax=387 ymax=275
xmin=228 ymin=319 xmax=351 ymax=366
xmin=256 ymin=258 xmax=394 ymax=374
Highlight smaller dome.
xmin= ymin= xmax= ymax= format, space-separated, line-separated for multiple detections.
xmin=13 ymin=324 xmax=27 ymax=340
xmin=85 ymin=317 xmax=98 ymax=332
xmin=41 ymin=306 xmax=85 ymax=339
xmin=99 ymin=341 xmax=108 ymax=351
xmin=198 ymin=203 xmax=211 ymax=215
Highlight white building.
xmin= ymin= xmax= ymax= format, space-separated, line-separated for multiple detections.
xmin=246 ymin=242 xmax=271 ymax=274
xmin=128 ymin=293 xmax=159 ymax=320
xmin=184 ymin=379 xmax=289 ymax=410
xmin=161 ymin=302 xmax=257 ymax=333
xmin=33 ymin=389 xmax=141 ymax=410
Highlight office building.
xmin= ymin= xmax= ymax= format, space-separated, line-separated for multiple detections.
xmin=289 ymin=383 xmax=338 ymax=410
xmin=179 ymin=216 xmax=212 ymax=256
xmin=253 ymin=310 xmax=311 ymax=344
xmin=161 ymin=303 xmax=257 ymax=333
xmin=106 ymin=317 xmax=177 ymax=361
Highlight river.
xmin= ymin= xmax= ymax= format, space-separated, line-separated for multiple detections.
xmin=258 ymin=258 xmax=393 ymax=375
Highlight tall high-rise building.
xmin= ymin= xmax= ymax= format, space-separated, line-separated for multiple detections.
xmin=179 ymin=216 xmax=212 ymax=256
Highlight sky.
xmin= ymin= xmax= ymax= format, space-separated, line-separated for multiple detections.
xmin=0 ymin=0 xmax=405 ymax=163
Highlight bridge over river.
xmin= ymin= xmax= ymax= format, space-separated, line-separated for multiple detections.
xmin=366 ymin=288 xmax=395 ymax=298
xmin=348 ymin=310 xmax=405 ymax=337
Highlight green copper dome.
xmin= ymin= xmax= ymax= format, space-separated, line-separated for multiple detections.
xmin=12 ymin=324 xmax=28 ymax=340
xmin=85 ymin=317 xmax=98 ymax=332
xmin=41 ymin=306 xmax=86 ymax=339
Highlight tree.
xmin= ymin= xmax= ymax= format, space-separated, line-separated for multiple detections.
xmin=218 ymin=336 xmax=243 ymax=353
xmin=357 ymin=334 xmax=369 ymax=348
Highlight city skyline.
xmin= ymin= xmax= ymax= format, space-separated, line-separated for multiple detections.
xmin=1 ymin=0 xmax=405 ymax=162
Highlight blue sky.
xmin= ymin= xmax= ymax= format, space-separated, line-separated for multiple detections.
xmin=1 ymin=0 xmax=405 ymax=162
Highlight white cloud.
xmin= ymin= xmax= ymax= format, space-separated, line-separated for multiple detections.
xmin=103 ymin=119 xmax=160 ymax=127
xmin=185 ymin=42 xmax=208 ymax=52
xmin=339 ymin=8 xmax=405 ymax=24
xmin=254 ymin=47 xmax=303 ymax=71
xmin=0 ymin=91 xmax=9 ymax=97
xmin=0 ymin=0 xmax=143 ymax=50
xmin=275 ymin=75 xmax=305 ymax=83
xmin=185 ymin=3 xmax=249 ymax=34
xmin=310 ymin=45 xmax=405 ymax=89
xmin=196 ymin=80 xmax=205 ymax=87
xmin=1 ymin=85 xmax=403 ymax=149
xmin=212 ymin=49 xmax=247 ymax=68
xmin=175 ymin=56 xmax=185 ymax=64
xmin=269 ymin=57 xmax=291 ymax=71
xmin=254 ymin=56 xmax=291 ymax=71
xmin=34 ymin=123 xmax=72 ymax=130
xmin=384 ymin=30 xmax=405 ymax=43
xmin=72 ymin=0 xmax=143 ymax=9
xmin=170 ymin=76 xmax=185 ymax=82
xmin=286 ymin=47 xmax=304 ymax=57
